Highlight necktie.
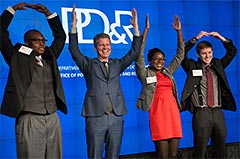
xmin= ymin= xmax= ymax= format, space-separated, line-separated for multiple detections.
xmin=206 ymin=66 xmax=214 ymax=107
xmin=102 ymin=62 xmax=112 ymax=114
xmin=103 ymin=62 xmax=109 ymax=79
xmin=35 ymin=56 xmax=44 ymax=67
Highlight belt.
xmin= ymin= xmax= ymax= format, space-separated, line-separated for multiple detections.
xmin=194 ymin=107 xmax=221 ymax=111
xmin=19 ymin=111 xmax=52 ymax=116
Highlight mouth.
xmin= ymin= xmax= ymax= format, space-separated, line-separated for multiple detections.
xmin=39 ymin=47 xmax=45 ymax=52
xmin=102 ymin=50 xmax=109 ymax=53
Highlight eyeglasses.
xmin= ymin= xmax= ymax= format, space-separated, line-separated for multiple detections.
xmin=152 ymin=57 xmax=166 ymax=62
xmin=28 ymin=38 xmax=48 ymax=43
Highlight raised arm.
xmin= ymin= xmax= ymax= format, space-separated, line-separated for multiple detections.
xmin=1 ymin=2 xmax=31 ymax=65
xmin=166 ymin=15 xmax=184 ymax=74
xmin=209 ymin=31 xmax=237 ymax=68
xmin=135 ymin=14 xmax=150 ymax=83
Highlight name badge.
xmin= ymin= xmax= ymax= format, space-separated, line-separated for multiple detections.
xmin=18 ymin=46 xmax=33 ymax=55
xmin=146 ymin=76 xmax=157 ymax=84
xmin=192 ymin=69 xmax=203 ymax=76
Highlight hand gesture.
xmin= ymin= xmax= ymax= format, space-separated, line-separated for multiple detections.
xmin=172 ymin=15 xmax=181 ymax=31
xmin=209 ymin=31 xmax=226 ymax=41
xmin=195 ymin=31 xmax=209 ymax=40
xmin=145 ymin=14 xmax=150 ymax=31
xmin=71 ymin=4 xmax=77 ymax=29
xmin=142 ymin=14 xmax=150 ymax=42
xmin=27 ymin=3 xmax=51 ymax=16
xmin=130 ymin=8 xmax=138 ymax=29
xmin=13 ymin=2 xmax=29 ymax=11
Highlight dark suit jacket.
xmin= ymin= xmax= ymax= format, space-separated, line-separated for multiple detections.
xmin=181 ymin=37 xmax=237 ymax=113
xmin=0 ymin=9 xmax=67 ymax=118
xmin=69 ymin=33 xmax=142 ymax=117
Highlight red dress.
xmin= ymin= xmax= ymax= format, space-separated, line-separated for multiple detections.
xmin=149 ymin=72 xmax=182 ymax=141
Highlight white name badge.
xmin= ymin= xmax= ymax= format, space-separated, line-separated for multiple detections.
xmin=18 ymin=46 xmax=33 ymax=55
xmin=146 ymin=76 xmax=157 ymax=84
xmin=192 ymin=69 xmax=203 ymax=76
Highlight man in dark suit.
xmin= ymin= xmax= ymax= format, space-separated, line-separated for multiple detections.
xmin=181 ymin=31 xmax=237 ymax=158
xmin=0 ymin=2 xmax=67 ymax=158
xmin=68 ymin=5 xmax=142 ymax=159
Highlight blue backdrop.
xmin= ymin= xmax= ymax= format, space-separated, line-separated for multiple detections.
xmin=0 ymin=0 xmax=239 ymax=158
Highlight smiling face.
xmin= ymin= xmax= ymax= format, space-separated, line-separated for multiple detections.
xmin=94 ymin=37 xmax=111 ymax=61
xmin=197 ymin=47 xmax=213 ymax=65
xmin=25 ymin=30 xmax=46 ymax=55
xmin=149 ymin=52 xmax=165 ymax=71
xmin=93 ymin=33 xmax=111 ymax=62
xmin=196 ymin=41 xmax=213 ymax=65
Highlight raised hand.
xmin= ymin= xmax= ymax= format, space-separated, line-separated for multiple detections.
xmin=196 ymin=31 xmax=209 ymax=40
xmin=13 ymin=2 xmax=29 ymax=11
xmin=145 ymin=14 xmax=150 ymax=30
xmin=209 ymin=31 xmax=226 ymax=41
xmin=172 ymin=15 xmax=181 ymax=31
xmin=27 ymin=3 xmax=51 ymax=16
xmin=71 ymin=4 xmax=77 ymax=29
xmin=130 ymin=8 xmax=139 ymax=36
xmin=130 ymin=8 xmax=139 ymax=32
xmin=142 ymin=14 xmax=150 ymax=42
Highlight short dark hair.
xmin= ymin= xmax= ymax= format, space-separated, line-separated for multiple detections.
xmin=196 ymin=41 xmax=213 ymax=54
xmin=147 ymin=48 xmax=165 ymax=62
xmin=24 ymin=29 xmax=42 ymax=42
xmin=93 ymin=33 xmax=110 ymax=46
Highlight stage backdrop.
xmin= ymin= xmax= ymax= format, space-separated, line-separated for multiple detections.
xmin=0 ymin=0 xmax=239 ymax=158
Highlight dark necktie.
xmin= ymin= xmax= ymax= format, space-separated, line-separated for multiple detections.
xmin=102 ymin=62 xmax=112 ymax=114
xmin=206 ymin=66 xmax=214 ymax=107
xmin=103 ymin=62 xmax=109 ymax=79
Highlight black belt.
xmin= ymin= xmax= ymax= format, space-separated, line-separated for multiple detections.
xmin=19 ymin=111 xmax=52 ymax=116
xmin=194 ymin=107 xmax=221 ymax=110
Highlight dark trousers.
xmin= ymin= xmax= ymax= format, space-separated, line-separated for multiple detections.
xmin=86 ymin=113 xmax=124 ymax=159
xmin=15 ymin=112 xmax=62 ymax=158
xmin=192 ymin=107 xmax=227 ymax=159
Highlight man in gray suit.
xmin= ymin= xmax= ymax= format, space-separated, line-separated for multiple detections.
xmin=0 ymin=2 xmax=67 ymax=158
xmin=68 ymin=5 xmax=142 ymax=159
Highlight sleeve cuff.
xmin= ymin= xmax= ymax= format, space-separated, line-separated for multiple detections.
xmin=47 ymin=12 xmax=57 ymax=19
xmin=134 ymin=30 xmax=140 ymax=36
xmin=7 ymin=6 xmax=15 ymax=15
xmin=223 ymin=38 xmax=231 ymax=43
xmin=70 ymin=27 xmax=77 ymax=34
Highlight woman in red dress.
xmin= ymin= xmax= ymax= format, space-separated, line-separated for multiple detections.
xmin=135 ymin=15 xmax=184 ymax=158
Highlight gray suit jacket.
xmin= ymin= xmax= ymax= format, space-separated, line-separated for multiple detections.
xmin=69 ymin=33 xmax=142 ymax=117
xmin=135 ymin=41 xmax=184 ymax=112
